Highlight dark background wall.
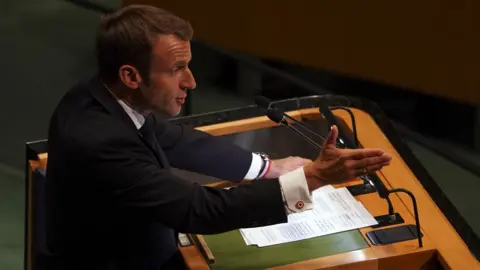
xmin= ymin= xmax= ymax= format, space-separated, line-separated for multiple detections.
xmin=1 ymin=0 xmax=102 ymax=170
xmin=1 ymin=1 xmax=479 ymax=269
xmin=126 ymin=0 xmax=480 ymax=105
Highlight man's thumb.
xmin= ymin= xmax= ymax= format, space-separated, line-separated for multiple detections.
xmin=324 ymin=125 xmax=339 ymax=147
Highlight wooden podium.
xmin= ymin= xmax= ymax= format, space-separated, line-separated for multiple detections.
xmin=25 ymin=96 xmax=479 ymax=269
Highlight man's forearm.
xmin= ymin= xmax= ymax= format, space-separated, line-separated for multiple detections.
xmin=180 ymin=180 xmax=288 ymax=234
xmin=161 ymin=125 xmax=253 ymax=180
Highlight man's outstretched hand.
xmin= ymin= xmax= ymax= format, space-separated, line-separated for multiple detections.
xmin=304 ymin=125 xmax=392 ymax=191
xmin=264 ymin=156 xmax=312 ymax=179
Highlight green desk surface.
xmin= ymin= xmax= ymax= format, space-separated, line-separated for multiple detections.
xmin=201 ymin=229 xmax=369 ymax=269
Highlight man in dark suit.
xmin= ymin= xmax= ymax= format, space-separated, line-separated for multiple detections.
xmin=45 ymin=4 xmax=391 ymax=270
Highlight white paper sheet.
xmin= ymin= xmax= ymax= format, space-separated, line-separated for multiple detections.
xmin=239 ymin=185 xmax=377 ymax=247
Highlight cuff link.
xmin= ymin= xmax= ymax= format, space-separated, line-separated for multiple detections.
xmin=295 ymin=200 xmax=305 ymax=210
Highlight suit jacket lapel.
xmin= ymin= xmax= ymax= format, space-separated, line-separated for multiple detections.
xmin=86 ymin=75 xmax=170 ymax=167
xmin=87 ymin=75 xmax=139 ymax=131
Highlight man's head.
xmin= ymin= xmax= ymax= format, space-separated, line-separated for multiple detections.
xmin=96 ymin=5 xmax=196 ymax=116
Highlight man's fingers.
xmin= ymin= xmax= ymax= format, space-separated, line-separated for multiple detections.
xmin=348 ymin=155 xmax=392 ymax=169
xmin=343 ymin=148 xmax=387 ymax=160
xmin=323 ymin=125 xmax=338 ymax=147
xmin=366 ymin=162 xmax=388 ymax=173
xmin=345 ymin=155 xmax=392 ymax=178
xmin=352 ymin=162 xmax=388 ymax=178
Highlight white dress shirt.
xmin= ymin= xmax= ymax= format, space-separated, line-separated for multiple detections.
xmin=117 ymin=100 xmax=312 ymax=214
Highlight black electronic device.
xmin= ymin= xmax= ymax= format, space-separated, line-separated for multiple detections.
xmin=366 ymin=225 xmax=423 ymax=246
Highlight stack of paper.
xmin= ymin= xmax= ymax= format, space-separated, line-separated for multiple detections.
xmin=239 ymin=185 xmax=378 ymax=247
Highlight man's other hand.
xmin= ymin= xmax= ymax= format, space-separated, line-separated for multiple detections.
xmin=264 ymin=156 xmax=312 ymax=179
xmin=304 ymin=125 xmax=392 ymax=191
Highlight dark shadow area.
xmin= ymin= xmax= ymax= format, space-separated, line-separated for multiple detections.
xmin=263 ymin=59 xmax=478 ymax=152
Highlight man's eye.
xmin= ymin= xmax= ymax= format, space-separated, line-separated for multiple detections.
xmin=172 ymin=66 xmax=185 ymax=73
xmin=168 ymin=64 xmax=188 ymax=74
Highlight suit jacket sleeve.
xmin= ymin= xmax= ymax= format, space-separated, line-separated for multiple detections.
xmin=80 ymin=131 xmax=287 ymax=234
xmin=155 ymin=120 xmax=253 ymax=181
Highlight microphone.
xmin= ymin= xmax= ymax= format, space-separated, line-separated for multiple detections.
xmin=265 ymin=109 xmax=322 ymax=149
xmin=254 ymin=96 xmax=271 ymax=110
xmin=255 ymin=96 xmax=328 ymax=142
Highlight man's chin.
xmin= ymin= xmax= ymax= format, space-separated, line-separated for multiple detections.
xmin=170 ymin=105 xmax=183 ymax=117
xmin=155 ymin=106 xmax=182 ymax=118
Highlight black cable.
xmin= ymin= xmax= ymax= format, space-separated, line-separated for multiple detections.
xmin=328 ymin=106 xmax=368 ymax=187
xmin=284 ymin=122 xmax=323 ymax=149
xmin=285 ymin=120 xmax=344 ymax=149
xmin=386 ymin=195 xmax=394 ymax=215
xmin=330 ymin=106 xmax=359 ymax=147
xmin=388 ymin=188 xmax=423 ymax=248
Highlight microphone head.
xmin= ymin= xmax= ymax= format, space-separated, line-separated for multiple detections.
xmin=266 ymin=109 xmax=285 ymax=124
xmin=254 ymin=96 xmax=271 ymax=110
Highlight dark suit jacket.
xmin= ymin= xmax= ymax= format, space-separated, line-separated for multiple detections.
xmin=44 ymin=76 xmax=287 ymax=270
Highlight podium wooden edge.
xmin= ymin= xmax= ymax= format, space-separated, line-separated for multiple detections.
xmin=194 ymin=235 xmax=215 ymax=263
xmin=178 ymin=242 xmax=210 ymax=269
xmin=270 ymin=248 xmax=440 ymax=270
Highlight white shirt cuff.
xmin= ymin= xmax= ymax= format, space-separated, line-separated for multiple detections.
xmin=278 ymin=167 xmax=313 ymax=214
xmin=243 ymin=153 xmax=263 ymax=180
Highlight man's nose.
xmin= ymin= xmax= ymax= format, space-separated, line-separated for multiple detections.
xmin=181 ymin=69 xmax=196 ymax=90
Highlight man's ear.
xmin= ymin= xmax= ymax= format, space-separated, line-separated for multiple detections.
xmin=119 ymin=65 xmax=142 ymax=89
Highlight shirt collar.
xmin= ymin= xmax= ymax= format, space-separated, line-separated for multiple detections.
xmin=117 ymin=99 xmax=145 ymax=130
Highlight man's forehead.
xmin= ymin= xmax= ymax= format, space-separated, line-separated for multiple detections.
xmin=151 ymin=34 xmax=191 ymax=62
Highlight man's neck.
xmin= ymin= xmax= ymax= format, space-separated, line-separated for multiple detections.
xmin=102 ymin=80 xmax=149 ymax=116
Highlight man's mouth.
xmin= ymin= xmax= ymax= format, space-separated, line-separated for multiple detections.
xmin=176 ymin=97 xmax=186 ymax=104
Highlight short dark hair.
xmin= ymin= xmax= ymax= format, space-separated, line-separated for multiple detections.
xmin=96 ymin=5 xmax=193 ymax=82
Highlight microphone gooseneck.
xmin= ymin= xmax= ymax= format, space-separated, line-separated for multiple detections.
xmin=255 ymin=96 xmax=328 ymax=143
xmin=264 ymin=109 xmax=322 ymax=149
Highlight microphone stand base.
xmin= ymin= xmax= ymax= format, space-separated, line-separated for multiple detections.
xmin=372 ymin=213 xmax=405 ymax=228
xmin=347 ymin=182 xmax=377 ymax=196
